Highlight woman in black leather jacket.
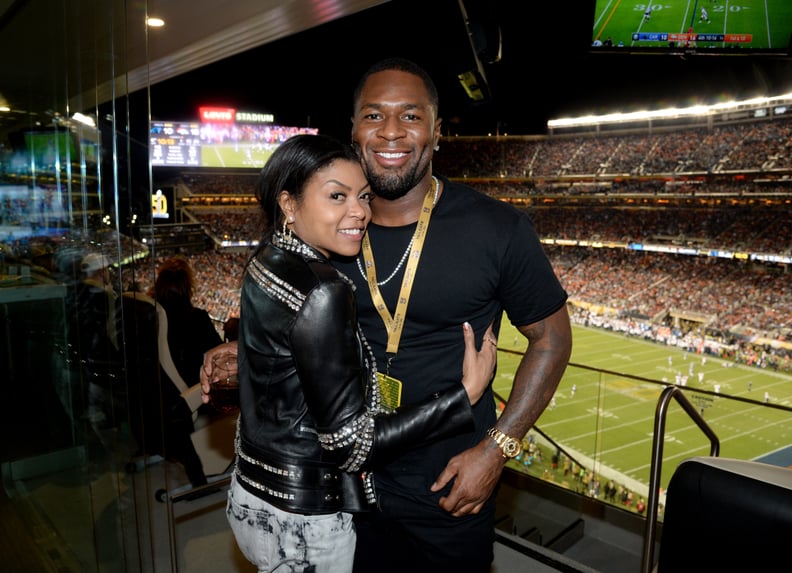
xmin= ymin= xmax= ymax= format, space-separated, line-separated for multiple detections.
xmin=207 ymin=134 xmax=496 ymax=573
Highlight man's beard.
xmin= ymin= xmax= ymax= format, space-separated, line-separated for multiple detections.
xmin=364 ymin=163 xmax=429 ymax=202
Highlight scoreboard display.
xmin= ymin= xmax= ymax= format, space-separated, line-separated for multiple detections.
xmin=150 ymin=108 xmax=318 ymax=169
xmin=150 ymin=122 xmax=201 ymax=167
xmin=632 ymin=33 xmax=753 ymax=44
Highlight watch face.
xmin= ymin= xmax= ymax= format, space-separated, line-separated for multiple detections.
xmin=503 ymin=438 xmax=521 ymax=458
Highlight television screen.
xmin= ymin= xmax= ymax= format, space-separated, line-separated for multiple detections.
xmin=150 ymin=121 xmax=319 ymax=169
xmin=590 ymin=1 xmax=792 ymax=55
xmin=23 ymin=130 xmax=79 ymax=168
xmin=0 ymin=185 xmax=70 ymax=238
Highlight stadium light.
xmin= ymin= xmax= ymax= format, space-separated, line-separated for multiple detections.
xmin=547 ymin=93 xmax=792 ymax=130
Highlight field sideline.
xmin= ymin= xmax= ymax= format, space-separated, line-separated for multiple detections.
xmin=493 ymin=321 xmax=792 ymax=494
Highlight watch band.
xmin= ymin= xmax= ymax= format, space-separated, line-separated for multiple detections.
xmin=486 ymin=427 xmax=523 ymax=459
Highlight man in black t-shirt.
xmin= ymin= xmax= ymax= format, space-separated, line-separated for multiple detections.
xmin=341 ymin=58 xmax=572 ymax=573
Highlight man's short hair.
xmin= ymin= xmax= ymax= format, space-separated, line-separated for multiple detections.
xmin=353 ymin=57 xmax=439 ymax=116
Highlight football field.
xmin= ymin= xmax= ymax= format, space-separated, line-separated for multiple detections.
xmin=201 ymin=142 xmax=278 ymax=169
xmin=494 ymin=321 xmax=792 ymax=494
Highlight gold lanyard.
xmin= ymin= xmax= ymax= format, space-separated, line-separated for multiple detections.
xmin=360 ymin=177 xmax=437 ymax=372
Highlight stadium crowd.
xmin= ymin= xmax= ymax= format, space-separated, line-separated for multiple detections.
xmin=432 ymin=115 xmax=792 ymax=178
xmin=119 ymin=243 xmax=789 ymax=373
xmin=133 ymin=111 xmax=792 ymax=371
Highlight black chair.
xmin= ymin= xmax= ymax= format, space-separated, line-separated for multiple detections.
xmin=657 ymin=456 xmax=792 ymax=572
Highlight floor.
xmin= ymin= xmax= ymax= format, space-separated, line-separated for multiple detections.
xmin=1 ymin=410 xmax=251 ymax=573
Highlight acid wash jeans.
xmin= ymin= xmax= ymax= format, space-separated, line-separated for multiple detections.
xmin=227 ymin=473 xmax=356 ymax=573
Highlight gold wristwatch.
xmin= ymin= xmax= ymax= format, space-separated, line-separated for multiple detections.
xmin=486 ymin=427 xmax=522 ymax=459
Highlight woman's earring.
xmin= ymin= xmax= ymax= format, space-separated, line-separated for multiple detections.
xmin=282 ymin=217 xmax=293 ymax=241
xmin=434 ymin=145 xmax=440 ymax=152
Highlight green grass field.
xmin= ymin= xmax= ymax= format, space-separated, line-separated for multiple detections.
xmin=201 ymin=143 xmax=278 ymax=168
xmin=592 ymin=1 xmax=792 ymax=50
xmin=493 ymin=321 xmax=792 ymax=495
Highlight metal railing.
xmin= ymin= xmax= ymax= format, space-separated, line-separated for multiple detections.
xmin=641 ymin=386 xmax=720 ymax=573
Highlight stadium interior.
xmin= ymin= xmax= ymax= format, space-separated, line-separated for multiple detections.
xmin=1 ymin=1 xmax=791 ymax=572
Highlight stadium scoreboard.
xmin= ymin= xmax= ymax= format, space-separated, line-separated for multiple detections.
xmin=150 ymin=122 xmax=201 ymax=167
xmin=150 ymin=107 xmax=318 ymax=169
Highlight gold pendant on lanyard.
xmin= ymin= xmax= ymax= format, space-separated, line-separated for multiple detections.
xmin=360 ymin=177 xmax=438 ymax=409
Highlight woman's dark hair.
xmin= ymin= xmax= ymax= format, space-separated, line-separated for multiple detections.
xmin=352 ymin=57 xmax=439 ymax=116
xmin=254 ymin=133 xmax=360 ymax=243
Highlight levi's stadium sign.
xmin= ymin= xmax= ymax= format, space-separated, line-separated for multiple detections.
xmin=199 ymin=106 xmax=274 ymax=124
xmin=199 ymin=107 xmax=235 ymax=123
xmin=235 ymin=111 xmax=274 ymax=123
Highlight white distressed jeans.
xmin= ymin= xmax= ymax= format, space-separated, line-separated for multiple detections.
xmin=226 ymin=473 xmax=356 ymax=573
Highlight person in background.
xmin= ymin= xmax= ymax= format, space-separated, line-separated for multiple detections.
xmin=203 ymin=133 xmax=496 ymax=572
xmin=120 ymin=280 xmax=162 ymax=462
xmin=76 ymin=252 xmax=122 ymax=441
xmin=153 ymin=254 xmax=223 ymax=490
xmin=337 ymin=57 xmax=572 ymax=573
